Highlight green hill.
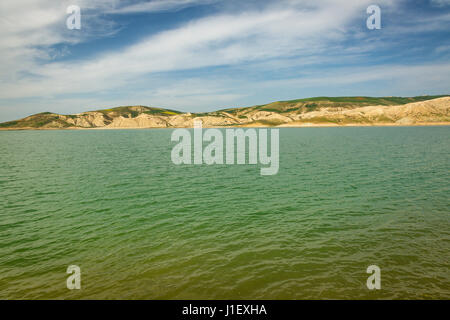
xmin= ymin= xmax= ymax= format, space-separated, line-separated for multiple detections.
xmin=0 ymin=95 xmax=448 ymax=129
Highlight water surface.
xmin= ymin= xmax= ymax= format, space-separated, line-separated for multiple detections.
xmin=0 ymin=127 xmax=449 ymax=299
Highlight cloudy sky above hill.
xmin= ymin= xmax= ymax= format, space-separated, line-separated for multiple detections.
xmin=0 ymin=0 xmax=449 ymax=121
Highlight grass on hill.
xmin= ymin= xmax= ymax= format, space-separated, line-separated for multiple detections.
xmin=1 ymin=95 xmax=448 ymax=128
xmin=94 ymin=106 xmax=183 ymax=118
xmin=0 ymin=112 xmax=73 ymax=128
xmin=239 ymin=95 xmax=450 ymax=114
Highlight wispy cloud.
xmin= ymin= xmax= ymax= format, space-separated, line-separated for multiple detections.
xmin=431 ymin=0 xmax=450 ymax=7
xmin=0 ymin=0 xmax=380 ymax=98
xmin=0 ymin=0 xmax=449 ymax=121
xmin=0 ymin=0 xmax=120 ymax=77
xmin=109 ymin=0 xmax=219 ymax=14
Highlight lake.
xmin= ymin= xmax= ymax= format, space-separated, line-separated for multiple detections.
xmin=0 ymin=127 xmax=448 ymax=299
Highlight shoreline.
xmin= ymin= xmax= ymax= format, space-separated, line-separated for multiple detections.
xmin=1 ymin=122 xmax=449 ymax=131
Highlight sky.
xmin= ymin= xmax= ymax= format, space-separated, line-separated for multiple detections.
xmin=0 ymin=0 xmax=450 ymax=122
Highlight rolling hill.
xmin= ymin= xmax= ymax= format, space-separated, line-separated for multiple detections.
xmin=1 ymin=95 xmax=449 ymax=129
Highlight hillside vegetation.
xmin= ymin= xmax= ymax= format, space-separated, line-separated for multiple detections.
xmin=1 ymin=95 xmax=449 ymax=129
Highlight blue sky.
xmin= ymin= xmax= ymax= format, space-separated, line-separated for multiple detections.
xmin=0 ymin=0 xmax=449 ymax=121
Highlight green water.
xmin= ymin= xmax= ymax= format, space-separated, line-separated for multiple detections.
xmin=0 ymin=127 xmax=449 ymax=299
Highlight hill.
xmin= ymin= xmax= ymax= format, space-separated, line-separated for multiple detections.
xmin=1 ymin=95 xmax=449 ymax=129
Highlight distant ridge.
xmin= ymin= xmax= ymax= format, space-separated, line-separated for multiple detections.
xmin=1 ymin=95 xmax=449 ymax=129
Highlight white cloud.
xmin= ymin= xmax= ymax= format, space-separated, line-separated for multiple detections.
xmin=0 ymin=0 xmax=381 ymax=99
xmin=259 ymin=63 xmax=450 ymax=89
xmin=110 ymin=0 xmax=218 ymax=14
xmin=0 ymin=0 xmax=121 ymax=80
xmin=0 ymin=0 xmax=449 ymax=121
xmin=431 ymin=0 xmax=450 ymax=6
